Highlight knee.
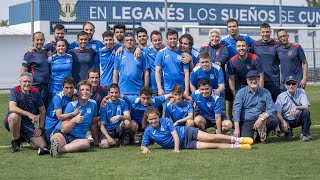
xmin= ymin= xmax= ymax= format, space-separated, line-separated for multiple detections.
xmin=99 ymin=141 xmax=110 ymax=149
xmin=302 ymin=109 xmax=310 ymax=117
xmin=186 ymin=119 xmax=194 ymax=127
xmin=194 ymin=116 xmax=202 ymax=124
xmin=82 ymin=139 xmax=91 ymax=150
xmin=8 ymin=113 xmax=21 ymax=124
xmin=130 ymin=120 xmax=138 ymax=131
xmin=123 ymin=119 xmax=131 ymax=129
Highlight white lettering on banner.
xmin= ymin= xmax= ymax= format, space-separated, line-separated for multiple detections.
xmin=90 ymin=7 xmax=97 ymax=19
xmin=299 ymin=11 xmax=320 ymax=23
xmin=112 ymin=7 xmax=121 ymax=19
xmin=281 ymin=10 xmax=295 ymax=23
xmin=122 ymin=7 xmax=131 ymax=20
xmin=221 ymin=8 xmax=276 ymax=22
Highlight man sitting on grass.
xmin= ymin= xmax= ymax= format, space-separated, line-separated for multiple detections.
xmin=4 ymin=72 xmax=46 ymax=153
xmin=50 ymin=80 xmax=98 ymax=158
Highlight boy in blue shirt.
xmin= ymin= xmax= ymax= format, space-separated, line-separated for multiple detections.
xmin=50 ymin=80 xmax=98 ymax=158
xmin=164 ymin=85 xmax=194 ymax=127
xmin=189 ymin=78 xmax=232 ymax=134
xmin=99 ymin=84 xmax=136 ymax=148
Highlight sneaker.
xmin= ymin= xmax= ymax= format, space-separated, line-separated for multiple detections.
xmin=240 ymin=144 xmax=252 ymax=150
xmin=307 ymin=135 xmax=313 ymax=140
xmin=10 ymin=139 xmax=21 ymax=153
xmin=38 ymin=148 xmax=50 ymax=155
xmin=300 ymin=134 xmax=310 ymax=142
xmin=239 ymin=137 xmax=253 ymax=145
xmin=85 ymin=131 xmax=93 ymax=142
xmin=50 ymin=138 xmax=60 ymax=158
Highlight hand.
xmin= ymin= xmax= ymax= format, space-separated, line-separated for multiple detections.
xmin=142 ymin=148 xmax=151 ymax=154
xmin=180 ymin=53 xmax=191 ymax=64
xmin=173 ymin=149 xmax=180 ymax=153
xmin=214 ymin=62 xmax=221 ymax=66
xmin=100 ymin=95 xmax=110 ymax=107
xmin=281 ymin=121 xmax=289 ymax=133
xmin=213 ymin=89 xmax=220 ymax=95
xmin=253 ymin=119 xmax=263 ymax=130
xmin=72 ymin=107 xmax=81 ymax=116
xmin=290 ymin=107 xmax=297 ymax=119
xmin=233 ymin=128 xmax=240 ymax=137
xmin=300 ymin=78 xmax=307 ymax=89
xmin=33 ymin=128 xmax=42 ymax=137
xmin=28 ymin=113 xmax=38 ymax=124
xmin=107 ymin=138 xmax=116 ymax=145
xmin=158 ymin=89 xmax=165 ymax=96
xmin=28 ymin=47 xmax=36 ymax=52
xmin=134 ymin=48 xmax=141 ymax=60
xmin=115 ymin=46 xmax=124 ymax=56
xmin=72 ymin=111 xmax=83 ymax=124
xmin=110 ymin=115 xmax=120 ymax=123
xmin=173 ymin=122 xmax=179 ymax=126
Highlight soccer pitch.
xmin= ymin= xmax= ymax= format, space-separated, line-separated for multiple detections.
xmin=0 ymin=85 xmax=319 ymax=179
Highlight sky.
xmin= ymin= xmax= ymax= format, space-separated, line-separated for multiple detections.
xmin=0 ymin=0 xmax=308 ymax=20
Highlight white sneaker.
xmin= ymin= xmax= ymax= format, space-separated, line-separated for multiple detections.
xmin=85 ymin=131 xmax=93 ymax=141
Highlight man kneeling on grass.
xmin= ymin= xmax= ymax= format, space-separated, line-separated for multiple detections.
xmin=50 ymin=80 xmax=98 ymax=158
xmin=141 ymin=106 xmax=253 ymax=153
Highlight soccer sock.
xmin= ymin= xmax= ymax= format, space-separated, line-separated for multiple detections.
xmin=231 ymin=136 xmax=240 ymax=144
xmin=231 ymin=144 xmax=241 ymax=149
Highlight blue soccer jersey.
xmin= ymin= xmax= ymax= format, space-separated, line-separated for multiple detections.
xmin=44 ymin=91 xmax=74 ymax=130
xmin=277 ymin=43 xmax=306 ymax=87
xmin=7 ymin=86 xmax=44 ymax=127
xmin=44 ymin=41 xmax=71 ymax=54
xmin=164 ymin=101 xmax=193 ymax=126
xmin=68 ymin=48 xmax=96 ymax=85
xmin=220 ymin=34 xmax=254 ymax=60
xmin=143 ymin=46 xmax=163 ymax=93
xmin=49 ymin=54 xmax=73 ymax=93
xmin=228 ymin=53 xmax=262 ymax=90
xmin=69 ymin=39 xmax=104 ymax=69
xmin=123 ymin=95 xmax=166 ymax=125
xmin=191 ymin=91 xmax=221 ymax=122
xmin=59 ymin=99 xmax=98 ymax=139
xmin=22 ymin=50 xmax=50 ymax=86
xmin=99 ymin=44 xmax=121 ymax=87
xmin=114 ymin=49 xmax=149 ymax=95
xmin=155 ymin=47 xmax=189 ymax=94
xmin=190 ymin=63 xmax=225 ymax=90
xmin=141 ymin=118 xmax=185 ymax=149
xmin=250 ymin=38 xmax=280 ymax=82
xmin=99 ymin=98 xmax=129 ymax=130
xmin=190 ymin=47 xmax=200 ymax=66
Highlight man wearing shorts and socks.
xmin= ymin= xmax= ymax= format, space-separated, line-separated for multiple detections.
xmin=4 ymin=72 xmax=46 ymax=153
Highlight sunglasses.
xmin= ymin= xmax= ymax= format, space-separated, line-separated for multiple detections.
xmin=286 ymin=82 xmax=296 ymax=86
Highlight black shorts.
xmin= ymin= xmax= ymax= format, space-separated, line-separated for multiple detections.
xmin=100 ymin=125 xmax=122 ymax=140
xmin=4 ymin=113 xmax=34 ymax=143
xmin=182 ymin=126 xmax=199 ymax=149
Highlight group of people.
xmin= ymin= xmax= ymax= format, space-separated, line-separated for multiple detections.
xmin=4 ymin=18 xmax=312 ymax=158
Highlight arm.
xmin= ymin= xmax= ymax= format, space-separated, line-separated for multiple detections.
xmin=155 ymin=66 xmax=164 ymax=95
xmin=134 ymin=47 xmax=141 ymax=59
xmin=215 ymin=114 xmax=222 ymax=134
xmin=213 ymin=83 xmax=225 ymax=95
xmin=174 ymin=112 xmax=193 ymax=126
xmin=184 ymin=69 xmax=190 ymax=96
xmin=113 ymin=69 xmax=119 ymax=84
xmin=9 ymin=101 xmax=37 ymax=123
xmin=171 ymin=130 xmax=180 ymax=153
xmin=61 ymin=112 xmax=83 ymax=134
xmin=55 ymin=107 xmax=81 ymax=121
xmin=99 ymin=121 xmax=116 ymax=144
xmin=190 ymin=83 xmax=196 ymax=93
xmin=275 ymin=111 xmax=289 ymax=133
xmin=300 ymin=60 xmax=308 ymax=89
xmin=233 ymin=121 xmax=240 ymax=137
xmin=229 ymin=75 xmax=236 ymax=98
xmin=110 ymin=111 xmax=131 ymax=123
xmin=33 ymin=106 xmax=46 ymax=137
xmin=144 ymin=69 xmax=150 ymax=86
xmin=259 ymin=72 xmax=264 ymax=87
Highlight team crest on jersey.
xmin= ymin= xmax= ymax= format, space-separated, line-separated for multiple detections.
xmin=58 ymin=0 xmax=78 ymax=22
xmin=207 ymin=102 xmax=212 ymax=107
xmin=91 ymin=44 xmax=96 ymax=50
xmin=160 ymin=126 xmax=165 ymax=131
xmin=210 ymin=74 xmax=214 ymax=79
xmin=183 ymin=107 xmax=188 ymax=112
xmin=288 ymin=50 xmax=292 ymax=56
xmin=66 ymin=58 xmax=71 ymax=63
xmin=177 ymin=55 xmax=182 ymax=60
xmin=216 ymin=51 xmax=220 ymax=56
xmin=86 ymin=108 xmax=92 ymax=114
xmin=246 ymin=65 xmax=251 ymax=69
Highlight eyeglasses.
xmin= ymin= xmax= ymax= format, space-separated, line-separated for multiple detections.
xmin=286 ymin=82 xmax=296 ymax=86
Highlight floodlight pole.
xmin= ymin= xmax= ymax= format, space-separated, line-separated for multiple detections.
xmin=279 ymin=0 xmax=282 ymax=27
xmin=164 ymin=0 xmax=168 ymax=36
xmin=31 ymin=0 xmax=34 ymax=43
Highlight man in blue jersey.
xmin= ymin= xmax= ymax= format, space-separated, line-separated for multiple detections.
xmin=178 ymin=33 xmax=199 ymax=70
xmin=113 ymin=24 xmax=126 ymax=44
xmin=155 ymin=29 xmax=190 ymax=96
xmin=44 ymin=24 xmax=71 ymax=53
xmin=4 ymin=72 xmax=46 ymax=153
xmin=228 ymin=39 xmax=264 ymax=98
xmin=113 ymin=32 xmax=150 ymax=96
xmin=99 ymin=84 xmax=137 ymax=148
xmin=99 ymin=30 xmax=121 ymax=87
xmin=276 ymin=29 xmax=308 ymax=91
xmin=220 ymin=18 xmax=254 ymax=120
xmin=21 ymin=31 xmax=50 ymax=109
xmin=233 ymin=70 xmax=278 ymax=143
xmin=50 ymin=80 xmax=98 ymax=158
xmin=41 ymin=77 xmax=77 ymax=155
xmin=143 ymin=30 xmax=164 ymax=94
xmin=189 ymin=78 xmax=232 ymax=134
xmin=250 ymin=23 xmax=281 ymax=102
xmin=69 ymin=22 xmax=104 ymax=69
xmin=136 ymin=27 xmax=149 ymax=48
xmin=68 ymin=31 xmax=96 ymax=85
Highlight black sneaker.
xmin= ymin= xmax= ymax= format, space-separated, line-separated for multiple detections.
xmin=10 ymin=139 xmax=21 ymax=153
xmin=38 ymin=148 xmax=50 ymax=155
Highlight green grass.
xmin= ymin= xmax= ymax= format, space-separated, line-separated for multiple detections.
xmin=0 ymin=85 xmax=320 ymax=179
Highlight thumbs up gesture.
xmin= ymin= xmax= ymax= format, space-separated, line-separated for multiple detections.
xmin=72 ymin=108 xmax=84 ymax=124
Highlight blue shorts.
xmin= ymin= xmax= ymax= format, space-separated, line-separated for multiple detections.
xmin=182 ymin=126 xmax=199 ymax=149
xmin=4 ymin=113 xmax=34 ymax=143
xmin=101 ymin=125 xmax=122 ymax=140
xmin=199 ymin=114 xmax=216 ymax=128
xmin=52 ymin=130 xmax=77 ymax=144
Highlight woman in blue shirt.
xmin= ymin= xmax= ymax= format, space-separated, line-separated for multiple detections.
xmin=140 ymin=107 xmax=253 ymax=153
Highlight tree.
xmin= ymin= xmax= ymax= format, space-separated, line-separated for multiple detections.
xmin=0 ymin=20 xmax=9 ymax=27
xmin=306 ymin=0 xmax=320 ymax=6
